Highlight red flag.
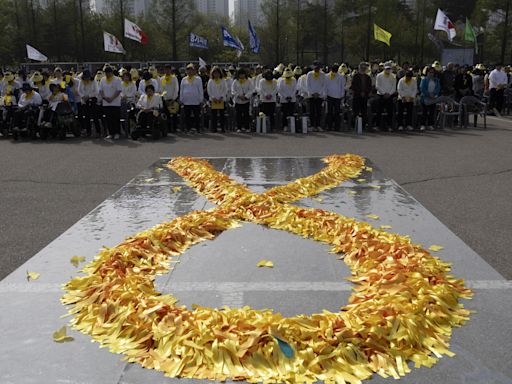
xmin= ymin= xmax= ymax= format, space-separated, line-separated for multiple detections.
xmin=124 ymin=18 xmax=148 ymax=45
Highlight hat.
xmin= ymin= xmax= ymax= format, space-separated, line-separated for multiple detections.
xmin=293 ymin=66 xmax=302 ymax=75
xmin=384 ymin=61 xmax=393 ymax=69
xmin=186 ymin=63 xmax=195 ymax=70
xmin=21 ymin=83 xmax=33 ymax=91
xmin=283 ymin=68 xmax=293 ymax=78
xmin=274 ymin=63 xmax=285 ymax=73
xmin=118 ymin=68 xmax=127 ymax=76
xmin=432 ymin=61 xmax=442 ymax=71
xmin=31 ymin=71 xmax=43 ymax=83
xmin=228 ymin=64 xmax=236 ymax=71
xmin=54 ymin=67 xmax=62 ymax=73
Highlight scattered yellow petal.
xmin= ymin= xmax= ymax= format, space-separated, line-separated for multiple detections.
xmin=366 ymin=214 xmax=380 ymax=220
xmin=356 ymin=178 xmax=366 ymax=183
xmin=70 ymin=256 xmax=86 ymax=268
xmin=365 ymin=166 xmax=373 ymax=172
xmin=155 ymin=167 xmax=163 ymax=173
xmin=347 ymin=190 xmax=357 ymax=195
xmin=312 ymin=197 xmax=323 ymax=202
xmin=380 ymin=225 xmax=392 ymax=229
xmin=429 ymin=245 xmax=444 ymax=252
xmin=172 ymin=186 xmax=182 ymax=193
xmin=27 ymin=271 xmax=40 ymax=281
xmin=53 ymin=326 xmax=74 ymax=343
xmin=371 ymin=185 xmax=381 ymax=189
xmin=257 ymin=260 xmax=274 ymax=268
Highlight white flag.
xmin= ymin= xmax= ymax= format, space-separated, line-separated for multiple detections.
xmin=26 ymin=44 xmax=48 ymax=62
xmin=434 ymin=9 xmax=456 ymax=41
xmin=124 ymin=18 xmax=148 ymax=44
xmin=103 ymin=31 xmax=125 ymax=54
xmin=198 ymin=57 xmax=207 ymax=69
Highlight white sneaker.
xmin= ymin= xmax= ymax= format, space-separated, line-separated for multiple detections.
xmin=427 ymin=125 xmax=435 ymax=131
xmin=105 ymin=135 xmax=112 ymax=139
xmin=420 ymin=125 xmax=425 ymax=131
xmin=407 ymin=125 xmax=414 ymax=131
xmin=113 ymin=134 xmax=120 ymax=140
xmin=397 ymin=126 xmax=403 ymax=131
xmin=317 ymin=126 xmax=324 ymax=132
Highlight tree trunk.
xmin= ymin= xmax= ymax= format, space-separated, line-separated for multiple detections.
xmin=172 ymin=0 xmax=177 ymax=61
xmin=501 ymin=0 xmax=510 ymax=64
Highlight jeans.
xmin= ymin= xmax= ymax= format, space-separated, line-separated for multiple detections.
xmin=235 ymin=103 xmax=250 ymax=131
xmin=308 ymin=97 xmax=323 ymax=127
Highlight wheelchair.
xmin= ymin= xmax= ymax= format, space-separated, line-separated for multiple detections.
xmin=131 ymin=107 xmax=168 ymax=140
xmin=40 ymin=102 xmax=80 ymax=140
xmin=0 ymin=98 xmax=17 ymax=138
xmin=12 ymin=106 xmax=39 ymax=140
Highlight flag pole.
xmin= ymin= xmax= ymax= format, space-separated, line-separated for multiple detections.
xmin=366 ymin=0 xmax=372 ymax=61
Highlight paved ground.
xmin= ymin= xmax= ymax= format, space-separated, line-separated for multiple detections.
xmin=1 ymin=116 xmax=511 ymax=281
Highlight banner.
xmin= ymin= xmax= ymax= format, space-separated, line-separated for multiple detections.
xmin=26 ymin=44 xmax=48 ymax=62
xmin=124 ymin=18 xmax=148 ymax=44
xmin=189 ymin=32 xmax=208 ymax=49
xmin=434 ymin=9 xmax=456 ymax=41
xmin=103 ymin=31 xmax=125 ymax=54
xmin=464 ymin=17 xmax=478 ymax=54
xmin=373 ymin=24 xmax=392 ymax=46
xmin=221 ymin=26 xmax=243 ymax=51
xmin=248 ymin=20 xmax=260 ymax=53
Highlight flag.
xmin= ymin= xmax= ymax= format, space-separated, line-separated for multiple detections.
xmin=103 ymin=31 xmax=125 ymax=54
xmin=465 ymin=17 xmax=478 ymax=53
xmin=221 ymin=26 xmax=243 ymax=51
xmin=198 ymin=57 xmax=207 ymax=69
xmin=26 ymin=44 xmax=48 ymax=61
xmin=124 ymin=18 xmax=148 ymax=44
xmin=374 ymin=24 xmax=391 ymax=46
xmin=434 ymin=9 xmax=456 ymax=41
xmin=189 ymin=32 xmax=208 ymax=49
xmin=248 ymin=20 xmax=260 ymax=53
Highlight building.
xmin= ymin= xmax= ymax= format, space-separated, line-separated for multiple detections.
xmin=234 ymin=0 xmax=263 ymax=28
xmin=195 ymin=0 xmax=230 ymax=19
xmin=92 ymin=0 xmax=150 ymax=17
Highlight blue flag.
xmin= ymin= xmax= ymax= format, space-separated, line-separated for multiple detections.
xmin=221 ymin=26 xmax=243 ymax=51
xmin=189 ymin=32 xmax=208 ymax=49
xmin=248 ymin=20 xmax=260 ymax=54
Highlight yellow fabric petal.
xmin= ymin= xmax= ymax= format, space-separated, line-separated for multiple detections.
xmin=27 ymin=271 xmax=40 ymax=281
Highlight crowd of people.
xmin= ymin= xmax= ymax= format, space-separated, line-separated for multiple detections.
xmin=0 ymin=59 xmax=510 ymax=140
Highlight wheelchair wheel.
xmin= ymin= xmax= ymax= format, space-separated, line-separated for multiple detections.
xmin=72 ymin=121 xmax=81 ymax=137
xmin=151 ymin=125 xmax=161 ymax=140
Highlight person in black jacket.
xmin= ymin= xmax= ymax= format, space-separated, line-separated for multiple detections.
xmin=454 ymin=66 xmax=473 ymax=101
xmin=351 ymin=62 xmax=372 ymax=129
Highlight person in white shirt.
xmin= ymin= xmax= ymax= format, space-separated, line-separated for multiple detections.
xmin=397 ymin=70 xmax=417 ymax=131
xmin=179 ymin=64 xmax=203 ymax=133
xmin=207 ymin=66 xmax=228 ymax=132
xmin=131 ymin=83 xmax=163 ymax=140
xmin=78 ymin=70 xmax=100 ymax=136
xmin=488 ymin=64 xmax=508 ymax=113
xmin=306 ymin=61 xmax=326 ymax=131
xmin=277 ymin=68 xmax=297 ymax=131
xmin=232 ymin=68 xmax=253 ymax=132
xmin=375 ymin=61 xmax=397 ymax=131
xmin=160 ymin=64 xmax=180 ymax=132
xmin=31 ymin=71 xmax=51 ymax=101
xmin=13 ymin=83 xmax=42 ymax=132
xmin=325 ymin=64 xmax=346 ymax=131
xmin=1 ymin=72 xmax=21 ymax=97
xmin=138 ymin=71 xmax=159 ymax=96
xmin=258 ymin=69 xmax=278 ymax=132
xmin=50 ymin=67 xmax=65 ymax=86
xmin=98 ymin=66 xmax=122 ymax=139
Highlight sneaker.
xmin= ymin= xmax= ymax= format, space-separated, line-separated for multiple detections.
xmin=419 ymin=125 xmax=425 ymax=131
xmin=406 ymin=125 xmax=414 ymax=131
xmin=397 ymin=126 xmax=404 ymax=131
xmin=113 ymin=134 xmax=120 ymax=140
xmin=105 ymin=135 xmax=112 ymax=139
xmin=371 ymin=126 xmax=379 ymax=131
xmin=236 ymin=129 xmax=241 ymax=133
xmin=317 ymin=126 xmax=324 ymax=132
xmin=427 ymin=125 xmax=435 ymax=131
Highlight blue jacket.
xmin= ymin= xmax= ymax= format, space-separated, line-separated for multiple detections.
xmin=420 ymin=76 xmax=441 ymax=103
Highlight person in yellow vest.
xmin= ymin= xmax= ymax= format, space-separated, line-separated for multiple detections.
xmin=12 ymin=83 xmax=42 ymax=134
xmin=0 ymin=82 xmax=17 ymax=137
xmin=231 ymin=68 xmax=253 ymax=133
xmin=160 ymin=64 xmax=179 ymax=132
xmin=277 ymin=68 xmax=297 ymax=131
xmin=179 ymin=64 xmax=203 ymax=133
xmin=1 ymin=71 xmax=21 ymax=98
xmin=258 ymin=69 xmax=278 ymax=132
xmin=207 ymin=66 xmax=228 ymax=133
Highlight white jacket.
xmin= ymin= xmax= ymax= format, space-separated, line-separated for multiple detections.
xmin=325 ymin=72 xmax=346 ymax=99
xmin=397 ymin=78 xmax=417 ymax=100
xmin=277 ymin=77 xmax=297 ymax=102
xmin=137 ymin=93 xmax=163 ymax=110
xmin=297 ymin=75 xmax=308 ymax=98
xmin=306 ymin=71 xmax=326 ymax=98
xmin=259 ymin=79 xmax=278 ymax=103
xmin=376 ymin=72 xmax=397 ymax=95
xmin=207 ymin=79 xmax=228 ymax=101
xmin=232 ymin=79 xmax=253 ymax=104
xmin=138 ymin=79 xmax=159 ymax=96
xmin=78 ymin=79 xmax=98 ymax=102
xmin=179 ymin=75 xmax=203 ymax=105
xmin=18 ymin=91 xmax=42 ymax=108
xmin=160 ymin=75 xmax=179 ymax=101
xmin=120 ymin=81 xmax=137 ymax=103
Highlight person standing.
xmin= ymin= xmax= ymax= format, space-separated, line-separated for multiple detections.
xmin=375 ymin=61 xmax=397 ymax=132
xmin=325 ymin=64 xmax=346 ymax=131
xmin=232 ymin=68 xmax=253 ymax=133
xmin=160 ymin=64 xmax=179 ymax=132
xmin=98 ymin=66 xmax=122 ymax=140
xmin=277 ymin=68 xmax=297 ymax=132
xmin=306 ymin=61 xmax=326 ymax=131
xmin=179 ymin=64 xmax=203 ymax=133
xmin=351 ymin=62 xmax=372 ymax=130
xmin=397 ymin=70 xmax=417 ymax=131
xmin=258 ymin=69 xmax=278 ymax=132
xmin=419 ymin=67 xmax=441 ymax=131
xmin=207 ymin=66 xmax=228 ymax=132
xmin=488 ymin=64 xmax=508 ymax=115
xmin=78 ymin=70 xmax=100 ymax=137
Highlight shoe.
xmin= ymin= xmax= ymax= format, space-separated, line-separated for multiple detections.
xmin=105 ymin=135 xmax=112 ymax=139
xmin=406 ymin=125 xmax=414 ymax=131
xmin=371 ymin=126 xmax=379 ymax=131
xmin=236 ymin=129 xmax=241 ymax=133
xmin=317 ymin=127 xmax=324 ymax=132
xmin=397 ymin=126 xmax=404 ymax=131
xmin=113 ymin=134 xmax=120 ymax=140
xmin=427 ymin=125 xmax=435 ymax=131
xmin=419 ymin=125 xmax=425 ymax=131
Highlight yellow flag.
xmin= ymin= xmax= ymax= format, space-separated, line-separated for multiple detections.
xmin=374 ymin=24 xmax=392 ymax=46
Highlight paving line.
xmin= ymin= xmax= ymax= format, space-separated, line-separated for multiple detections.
xmin=1 ymin=280 xmax=510 ymax=293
